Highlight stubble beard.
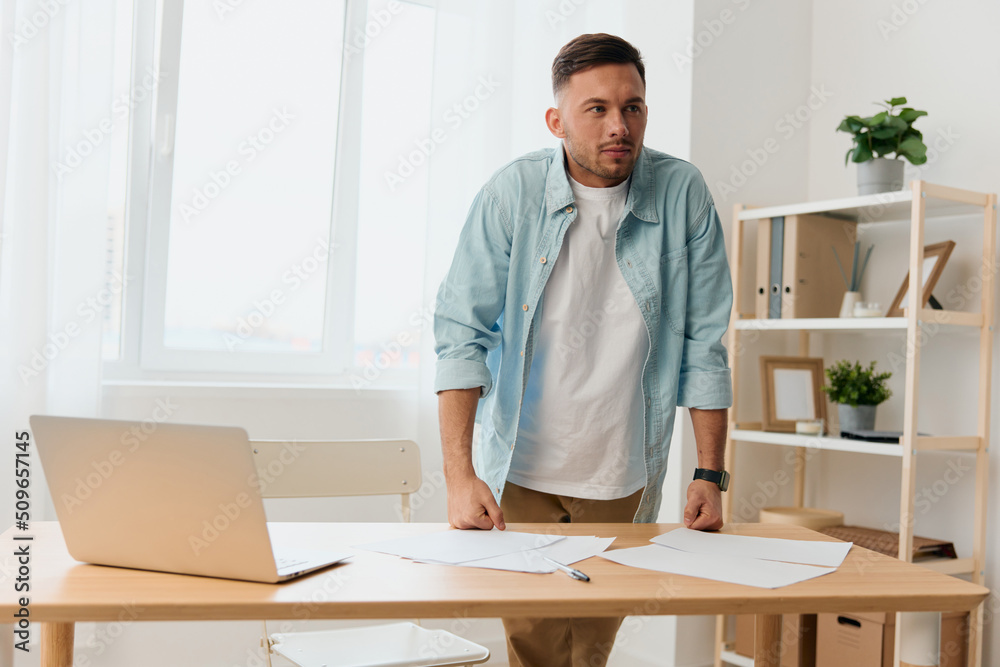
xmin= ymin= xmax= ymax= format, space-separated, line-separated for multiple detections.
xmin=564 ymin=135 xmax=639 ymax=183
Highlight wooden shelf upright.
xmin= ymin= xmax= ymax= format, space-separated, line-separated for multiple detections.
xmin=715 ymin=180 xmax=997 ymax=667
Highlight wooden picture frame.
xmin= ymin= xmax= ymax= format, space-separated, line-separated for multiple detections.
xmin=759 ymin=356 xmax=827 ymax=433
xmin=886 ymin=240 xmax=956 ymax=317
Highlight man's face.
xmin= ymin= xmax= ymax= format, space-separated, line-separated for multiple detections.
xmin=545 ymin=62 xmax=647 ymax=188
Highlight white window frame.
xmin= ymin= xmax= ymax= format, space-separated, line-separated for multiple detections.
xmin=105 ymin=0 xmax=419 ymax=384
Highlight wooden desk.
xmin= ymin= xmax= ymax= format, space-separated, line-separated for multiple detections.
xmin=0 ymin=522 xmax=988 ymax=667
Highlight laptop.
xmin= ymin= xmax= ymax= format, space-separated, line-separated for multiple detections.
xmin=29 ymin=415 xmax=353 ymax=583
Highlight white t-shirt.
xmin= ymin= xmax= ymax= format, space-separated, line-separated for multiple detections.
xmin=507 ymin=174 xmax=649 ymax=500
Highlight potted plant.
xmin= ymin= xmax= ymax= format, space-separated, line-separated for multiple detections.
xmin=837 ymin=97 xmax=928 ymax=195
xmin=821 ymin=360 xmax=892 ymax=432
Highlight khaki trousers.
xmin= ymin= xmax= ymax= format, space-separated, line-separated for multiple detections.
xmin=500 ymin=482 xmax=644 ymax=667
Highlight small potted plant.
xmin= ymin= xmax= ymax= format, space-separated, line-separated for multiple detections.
xmin=837 ymin=97 xmax=928 ymax=195
xmin=821 ymin=360 xmax=892 ymax=432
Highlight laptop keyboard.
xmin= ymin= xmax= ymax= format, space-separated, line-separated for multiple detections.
xmin=276 ymin=556 xmax=310 ymax=571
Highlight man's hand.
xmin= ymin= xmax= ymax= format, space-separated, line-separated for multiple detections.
xmin=447 ymin=474 xmax=506 ymax=531
xmin=683 ymin=479 xmax=723 ymax=531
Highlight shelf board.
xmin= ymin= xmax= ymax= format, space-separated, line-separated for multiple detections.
xmin=733 ymin=311 xmax=981 ymax=333
xmin=919 ymin=557 xmax=974 ymax=576
xmin=732 ymin=430 xmax=980 ymax=455
xmin=720 ymin=649 xmax=755 ymax=667
xmin=731 ymin=429 xmax=904 ymax=456
xmin=738 ymin=183 xmax=989 ymax=223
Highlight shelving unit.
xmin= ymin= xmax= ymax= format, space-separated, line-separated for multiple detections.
xmin=714 ymin=181 xmax=997 ymax=667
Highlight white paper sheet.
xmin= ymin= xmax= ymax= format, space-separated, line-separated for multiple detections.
xmin=356 ymin=529 xmax=565 ymax=564
xmin=600 ymin=544 xmax=837 ymax=588
xmin=446 ymin=536 xmax=616 ymax=573
xmin=651 ymin=527 xmax=852 ymax=568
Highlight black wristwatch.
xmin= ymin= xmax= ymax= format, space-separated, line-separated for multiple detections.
xmin=693 ymin=468 xmax=730 ymax=492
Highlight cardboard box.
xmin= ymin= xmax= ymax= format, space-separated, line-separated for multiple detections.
xmin=816 ymin=611 xmax=968 ymax=667
xmin=734 ymin=614 xmax=817 ymax=667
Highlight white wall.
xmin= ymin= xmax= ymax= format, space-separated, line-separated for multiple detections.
xmin=805 ymin=1 xmax=1000 ymax=664
xmin=685 ymin=2 xmax=818 ymax=664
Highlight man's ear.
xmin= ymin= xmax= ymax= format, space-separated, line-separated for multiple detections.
xmin=545 ymin=107 xmax=565 ymax=139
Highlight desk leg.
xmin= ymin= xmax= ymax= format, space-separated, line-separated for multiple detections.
xmin=41 ymin=622 xmax=74 ymax=667
xmin=754 ymin=613 xmax=782 ymax=667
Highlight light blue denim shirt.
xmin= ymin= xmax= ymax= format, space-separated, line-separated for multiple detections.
xmin=433 ymin=145 xmax=733 ymax=523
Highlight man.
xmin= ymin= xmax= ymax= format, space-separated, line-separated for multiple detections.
xmin=433 ymin=33 xmax=733 ymax=667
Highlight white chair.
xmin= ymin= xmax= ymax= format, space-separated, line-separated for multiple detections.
xmin=250 ymin=438 xmax=490 ymax=667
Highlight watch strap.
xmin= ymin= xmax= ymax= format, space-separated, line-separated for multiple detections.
xmin=693 ymin=467 xmax=730 ymax=492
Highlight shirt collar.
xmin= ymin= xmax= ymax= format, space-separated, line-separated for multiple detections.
xmin=545 ymin=143 xmax=659 ymax=224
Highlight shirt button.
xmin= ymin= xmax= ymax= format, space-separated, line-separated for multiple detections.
xmin=647 ymin=397 xmax=651 ymax=407
xmin=540 ymin=257 xmax=546 ymax=264
xmin=522 ymin=304 xmax=528 ymax=311
xmin=645 ymin=301 xmax=650 ymax=311
xmin=565 ymin=205 xmax=574 ymax=214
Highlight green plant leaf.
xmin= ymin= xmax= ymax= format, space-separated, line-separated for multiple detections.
xmin=897 ymin=136 xmax=928 ymax=164
xmin=887 ymin=96 xmax=908 ymax=106
xmin=824 ymin=359 xmax=893 ymax=406
xmin=871 ymin=126 xmax=903 ymax=139
xmin=898 ymin=108 xmax=928 ymax=122
xmin=871 ymin=138 xmax=898 ymax=158
xmin=851 ymin=142 xmax=873 ymax=163
xmin=883 ymin=116 xmax=908 ymax=131
xmin=865 ymin=111 xmax=888 ymax=127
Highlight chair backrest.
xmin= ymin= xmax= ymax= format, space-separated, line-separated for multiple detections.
xmin=249 ymin=439 xmax=422 ymax=521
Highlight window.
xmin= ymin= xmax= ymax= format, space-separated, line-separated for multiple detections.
xmin=106 ymin=0 xmax=436 ymax=383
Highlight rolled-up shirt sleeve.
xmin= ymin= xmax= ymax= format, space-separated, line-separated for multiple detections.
xmin=433 ymin=185 xmax=512 ymax=398
xmin=676 ymin=199 xmax=734 ymax=409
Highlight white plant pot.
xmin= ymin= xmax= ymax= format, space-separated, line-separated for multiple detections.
xmin=839 ymin=291 xmax=860 ymax=318
xmin=857 ymin=157 xmax=905 ymax=195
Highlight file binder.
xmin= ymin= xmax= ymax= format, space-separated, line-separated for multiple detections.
xmin=755 ymin=214 xmax=858 ymax=319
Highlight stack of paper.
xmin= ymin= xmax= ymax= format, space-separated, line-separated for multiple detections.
xmin=357 ymin=530 xmax=614 ymax=574
xmin=599 ymin=528 xmax=853 ymax=589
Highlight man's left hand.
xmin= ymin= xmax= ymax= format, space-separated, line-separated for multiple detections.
xmin=683 ymin=479 xmax=723 ymax=531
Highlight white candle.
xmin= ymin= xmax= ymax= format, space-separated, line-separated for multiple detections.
xmin=795 ymin=420 xmax=823 ymax=435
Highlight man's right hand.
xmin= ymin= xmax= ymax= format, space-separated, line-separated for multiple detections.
xmin=447 ymin=474 xmax=506 ymax=531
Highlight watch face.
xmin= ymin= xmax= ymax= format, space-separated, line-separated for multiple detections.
xmin=719 ymin=470 xmax=730 ymax=492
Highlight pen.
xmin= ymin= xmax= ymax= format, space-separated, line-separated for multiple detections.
xmin=542 ymin=555 xmax=590 ymax=582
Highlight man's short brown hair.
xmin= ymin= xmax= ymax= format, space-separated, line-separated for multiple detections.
xmin=551 ymin=33 xmax=645 ymax=99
